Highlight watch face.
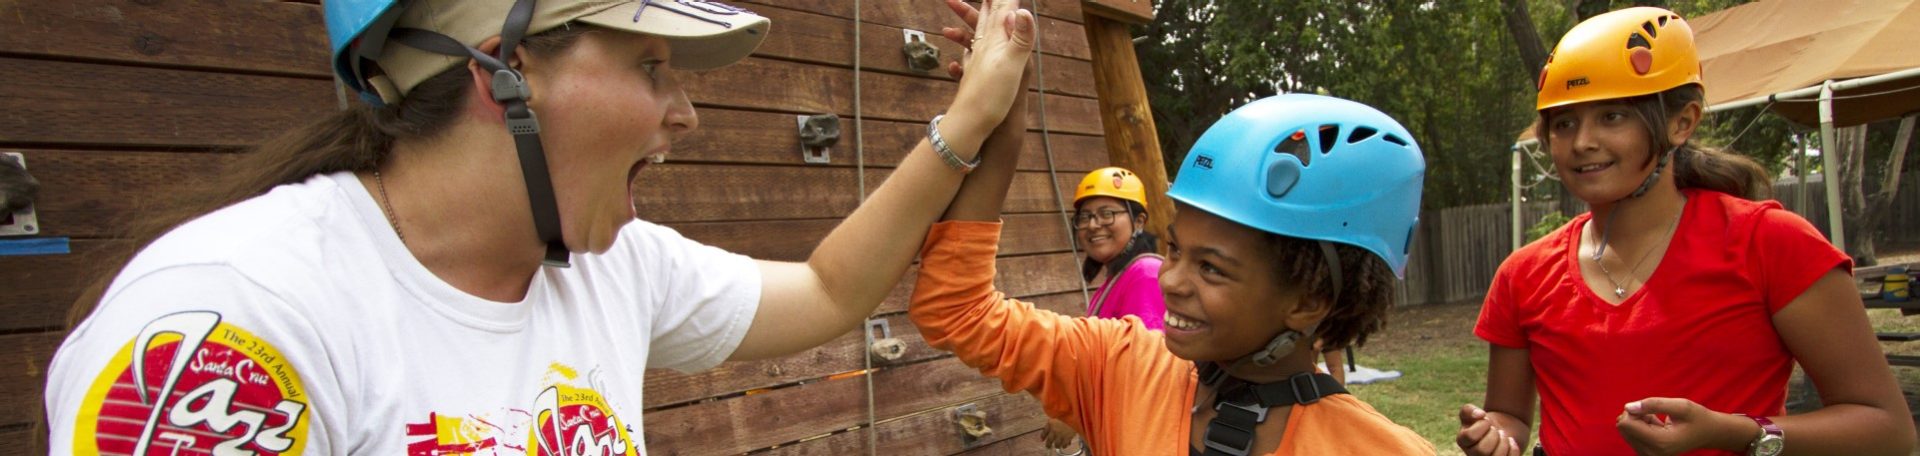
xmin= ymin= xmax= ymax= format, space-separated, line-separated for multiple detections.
xmin=1756 ymin=435 xmax=1785 ymax=456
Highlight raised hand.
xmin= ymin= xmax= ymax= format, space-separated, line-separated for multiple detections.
xmin=941 ymin=0 xmax=1034 ymax=126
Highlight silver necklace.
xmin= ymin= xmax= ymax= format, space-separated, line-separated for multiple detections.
xmin=373 ymin=169 xmax=405 ymax=245
xmin=1591 ymin=199 xmax=1684 ymax=298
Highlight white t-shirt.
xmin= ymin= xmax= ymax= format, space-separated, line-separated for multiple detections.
xmin=45 ymin=171 xmax=761 ymax=455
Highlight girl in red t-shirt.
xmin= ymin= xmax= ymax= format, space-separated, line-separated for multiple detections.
xmin=1459 ymin=7 xmax=1913 ymax=456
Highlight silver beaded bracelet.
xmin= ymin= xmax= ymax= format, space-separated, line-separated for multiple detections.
xmin=928 ymin=114 xmax=981 ymax=172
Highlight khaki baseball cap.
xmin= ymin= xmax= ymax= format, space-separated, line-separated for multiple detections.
xmin=366 ymin=0 xmax=769 ymax=102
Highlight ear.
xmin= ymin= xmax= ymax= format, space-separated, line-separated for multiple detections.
xmin=462 ymin=36 xmax=533 ymax=118
xmin=1281 ymin=290 xmax=1333 ymax=335
xmin=1666 ymin=100 xmax=1703 ymax=147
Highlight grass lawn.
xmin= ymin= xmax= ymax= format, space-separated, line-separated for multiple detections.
xmin=1343 ymin=300 xmax=1503 ymax=456
xmin=1342 ymin=300 xmax=1920 ymax=456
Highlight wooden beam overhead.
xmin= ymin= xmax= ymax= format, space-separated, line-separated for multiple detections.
xmin=1082 ymin=0 xmax=1155 ymax=24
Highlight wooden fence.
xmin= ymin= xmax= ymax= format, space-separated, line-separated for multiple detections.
xmin=1396 ymin=177 xmax=1920 ymax=307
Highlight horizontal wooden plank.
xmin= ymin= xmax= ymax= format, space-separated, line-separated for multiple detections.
xmin=744 ymin=4 xmax=1097 ymax=99
xmin=760 ymin=392 xmax=1050 ymax=455
xmin=0 ymin=0 xmax=330 ymax=76
xmin=0 ymin=428 xmax=45 ymax=455
xmin=687 ymin=57 xmax=1105 ymax=135
xmin=740 ymin=0 xmax=1084 ymax=26
xmin=0 ymin=332 xmax=62 ymax=429
xmin=0 ymin=0 xmax=1083 ymax=81
xmin=632 ymin=166 xmax=1078 ymax=223
xmin=845 ymin=1 xmax=1091 ymax=61
xmin=9 ymin=107 xmax=1101 ymax=210
xmin=0 ymin=56 xmax=1100 ymax=150
xmin=11 ymin=150 xmax=236 ymax=239
xmin=668 ymin=212 xmax=1072 ymax=262
xmin=0 ymin=240 xmax=131 ymax=333
xmin=642 ymin=356 xmax=1009 ymax=455
xmin=0 ymin=57 xmax=336 ymax=148
xmin=18 ymin=149 xmax=1086 ymax=238
xmin=3 ymin=57 xmax=1098 ymax=151
xmin=679 ymin=108 xmax=1106 ymax=171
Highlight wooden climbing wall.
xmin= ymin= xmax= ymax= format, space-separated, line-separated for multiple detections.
xmin=0 ymin=0 xmax=1111 ymax=454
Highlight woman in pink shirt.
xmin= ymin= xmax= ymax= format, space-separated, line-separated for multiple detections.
xmin=1073 ymin=167 xmax=1168 ymax=329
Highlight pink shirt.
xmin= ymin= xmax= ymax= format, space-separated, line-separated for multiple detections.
xmin=1089 ymin=255 xmax=1166 ymax=331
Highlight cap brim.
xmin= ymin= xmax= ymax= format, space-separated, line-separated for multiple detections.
xmin=575 ymin=2 xmax=770 ymax=71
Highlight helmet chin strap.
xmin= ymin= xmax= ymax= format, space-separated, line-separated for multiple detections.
xmin=1218 ymin=241 xmax=1342 ymax=372
xmin=381 ymin=0 xmax=571 ymax=268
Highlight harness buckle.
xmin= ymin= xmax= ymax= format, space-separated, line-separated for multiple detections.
xmin=1288 ymin=372 xmax=1324 ymax=405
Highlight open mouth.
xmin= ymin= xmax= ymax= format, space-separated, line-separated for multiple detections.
xmin=1164 ymin=310 xmax=1207 ymax=332
xmin=627 ymin=152 xmax=668 ymax=218
xmin=1571 ymin=161 xmax=1615 ymax=174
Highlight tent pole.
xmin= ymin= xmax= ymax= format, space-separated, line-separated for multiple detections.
xmin=1714 ymin=66 xmax=1920 ymax=113
xmin=1512 ymin=145 xmax=1523 ymax=250
xmin=1819 ymin=80 xmax=1848 ymax=253
xmin=1795 ymin=131 xmax=1810 ymax=216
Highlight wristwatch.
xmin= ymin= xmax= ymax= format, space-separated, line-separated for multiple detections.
xmin=1737 ymin=414 xmax=1784 ymax=456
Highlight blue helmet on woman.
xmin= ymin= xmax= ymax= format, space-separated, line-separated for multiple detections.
xmin=1166 ymin=94 xmax=1424 ymax=277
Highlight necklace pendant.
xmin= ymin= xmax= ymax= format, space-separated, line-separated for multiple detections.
xmin=1613 ymin=286 xmax=1627 ymax=298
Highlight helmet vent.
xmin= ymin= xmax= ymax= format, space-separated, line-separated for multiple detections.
xmin=1276 ymin=130 xmax=1313 ymax=167
xmin=1641 ymin=21 xmax=1658 ymax=39
xmin=1627 ymin=32 xmax=1651 ymax=50
xmin=1316 ymin=124 xmax=1340 ymax=154
xmin=1659 ymin=15 xmax=1670 ymax=27
xmin=1348 ymin=126 xmax=1379 ymax=144
xmin=1382 ymin=134 xmax=1409 ymax=147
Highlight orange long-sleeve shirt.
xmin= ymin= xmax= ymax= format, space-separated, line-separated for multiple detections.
xmin=910 ymin=221 xmax=1434 ymax=455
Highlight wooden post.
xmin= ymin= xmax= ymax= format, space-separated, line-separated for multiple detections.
xmin=1081 ymin=6 xmax=1172 ymax=244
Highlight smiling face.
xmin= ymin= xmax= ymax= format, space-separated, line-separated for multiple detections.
xmin=1157 ymin=204 xmax=1307 ymax=362
xmin=1074 ymin=197 xmax=1137 ymax=264
xmin=1544 ymin=100 xmax=1663 ymax=205
xmin=521 ymin=29 xmax=697 ymax=253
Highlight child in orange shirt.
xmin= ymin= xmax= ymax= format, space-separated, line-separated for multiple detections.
xmin=912 ymin=34 xmax=1434 ymax=452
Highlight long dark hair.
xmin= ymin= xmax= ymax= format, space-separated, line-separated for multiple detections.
xmin=1538 ymin=84 xmax=1772 ymax=201
xmin=1079 ymin=200 xmax=1159 ymax=283
xmin=67 ymin=26 xmax=594 ymax=326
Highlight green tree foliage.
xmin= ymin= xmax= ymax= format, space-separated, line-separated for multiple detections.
xmin=1133 ymin=0 xmax=1777 ymax=210
xmin=1137 ymin=1 xmax=1535 ymax=209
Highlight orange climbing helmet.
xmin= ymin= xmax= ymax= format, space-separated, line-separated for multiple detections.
xmin=1536 ymin=6 xmax=1702 ymax=111
xmin=1074 ymin=167 xmax=1149 ymax=208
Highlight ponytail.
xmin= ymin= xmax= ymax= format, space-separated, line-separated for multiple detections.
xmin=1636 ymin=85 xmax=1772 ymax=201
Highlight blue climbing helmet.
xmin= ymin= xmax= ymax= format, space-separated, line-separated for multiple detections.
xmin=1166 ymin=94 xmax=1425 ymax=277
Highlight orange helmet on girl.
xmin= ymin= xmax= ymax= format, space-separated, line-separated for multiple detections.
xmin=1536 ymin=6 xmax=1702 ymax=111
xmin=1074 ymin=167 xmax=1149 ymax=209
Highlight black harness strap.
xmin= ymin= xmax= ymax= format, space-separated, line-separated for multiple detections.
xmin=1191 ymin=362 xmax=1349 ymax=456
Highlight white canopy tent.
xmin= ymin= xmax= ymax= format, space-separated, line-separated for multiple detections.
xmin=1510 ymin=0 xmax=1920 ymax=251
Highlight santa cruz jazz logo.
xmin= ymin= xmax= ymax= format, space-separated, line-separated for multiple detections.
xmin=75 ymin=311 xmax=311 ymax=454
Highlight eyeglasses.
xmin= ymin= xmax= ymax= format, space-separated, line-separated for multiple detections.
xmin=1073 ymin=209 xmax=1128 ymax=229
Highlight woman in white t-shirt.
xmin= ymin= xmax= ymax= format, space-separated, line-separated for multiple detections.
xmin=45 ymin=0 xmax=1037 ymax=453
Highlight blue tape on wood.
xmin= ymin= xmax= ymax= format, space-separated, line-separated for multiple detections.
xmin=0 ymin=237 xmax=70 ymax=256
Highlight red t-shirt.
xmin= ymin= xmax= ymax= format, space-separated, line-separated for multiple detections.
xmin=1475 ymin=189 xmax=1849 ymax=456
